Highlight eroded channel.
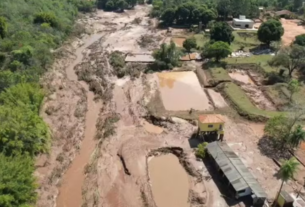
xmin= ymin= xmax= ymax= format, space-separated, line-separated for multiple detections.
xmin=149 ymin=154 xmax=190 ymax=207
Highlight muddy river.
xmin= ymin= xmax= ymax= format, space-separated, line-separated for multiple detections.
xmin=149 ymin=154 xmax=190 ymax=207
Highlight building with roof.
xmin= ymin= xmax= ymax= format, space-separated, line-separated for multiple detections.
xmin=125 ymin=53 xmax=155 ymax=63
xmin=197 ymin=114 xmax=225 ymax=141
xmin=233 ymin=15 xmax=254 ymax=29
xmin=179 ymin=52 xmax=201 ymax=61
xmin=275 ymin=10 xmax=292 ymax=17
xmin=206 ymin=142 xmax=267 ymax=206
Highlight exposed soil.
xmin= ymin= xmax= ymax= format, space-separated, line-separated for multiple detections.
xmin=206 ymin=89 xmax=228 ymax=109
xmin=281 ymin=18 xmax=305 ymax=46
xmin=229 ymin=69 xmax=276 ymax=110
xmin=172 ymin=37 xmax=186 ymax=47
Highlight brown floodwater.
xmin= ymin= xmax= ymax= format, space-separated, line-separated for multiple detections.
xmin=157 ymin=71 xmax=213 ymax=111
xmin=149 ymin=154 xmax=190 ymax=207
xmin=56 ymin=34 xmax=103 ymax=207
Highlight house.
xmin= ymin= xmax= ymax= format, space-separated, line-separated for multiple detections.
xmin=197 ymin=114 xmax=224 ymax=141
xmin=206 ymin=142 xmax=267 ymax=206
xmin=179 ymin=52 xmax=201 ymax=61
xmin=232 ymin=15 xmax=254 ymax=29
xmin=275 ymin=10 xmax=292 ymax=17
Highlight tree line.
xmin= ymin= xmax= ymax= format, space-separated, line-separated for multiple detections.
xmin=0 ymin=0 xmax=92 ymax=206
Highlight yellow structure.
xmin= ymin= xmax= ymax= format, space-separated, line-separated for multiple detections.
xmin=197 ymin=114 xmax=225 ymax=141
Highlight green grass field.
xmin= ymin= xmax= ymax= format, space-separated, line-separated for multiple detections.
xmin=225 ymin=55 xmax=275 ymax=73
xmin=223 ymin=82 xmax=283 ymax=120
xmin=208 ymin=67 xmax=231 ymax=82
xmin=194 ymin=33 xmax=209 ymax=48
xmin=231 ymin=31 xmax=260 ymax=51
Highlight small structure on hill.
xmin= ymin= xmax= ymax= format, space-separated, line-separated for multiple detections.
xmin=233 ymin=15 xmax=254 ymax=29
xmin=197 ymin=114 xmax=224 ymax=142
xmin=206 ymin=141 xmax=267 ymax=206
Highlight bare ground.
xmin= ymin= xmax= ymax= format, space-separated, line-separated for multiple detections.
xmin=229 ymin=69 xmax=276 ymax=111
xmin=281 ymin=18 xmax=305 ymax=46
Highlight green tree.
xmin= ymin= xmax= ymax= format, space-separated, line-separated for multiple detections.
xmin=161 ymin=8 xmax=176 ymax=25
xmin=116 ymin=0 xmax=128 ymax=11
xmin=153 ymin=41 xmax=182 ymax=70
xmin=293 ymin=0 xmax=303 ymax=11
xmin=196 ymin=142 xmax=208 ymax=159
xmin=217 ymin=0 xmax=232 ymax=19
xmin=0 ymin=105 xmax=50 ymax=156
xmin=294 ymin=34 xmax=305 ymax=46
xmin=269 ymin=45 xmax=305 ymax=77
xmin=257 ymin=19 xmax=284 ymax=45
xmin=34 ymin=12 xmax=58 ymax=28
xmin=0 ymin=83 xmax=44 ymax=114
xmin=275 ymin=158 xmax=299 ymax=205
xmin=288 ymin=79 xmax=300 ymax=102
xmin=0 ymin=154 xmax=37 ymax=207
xmin=201 ymin=8 xmax=217 ymax=26
xmin=202 ymin=41 xmax=232 ymax=62
xmin=126 ymin=0 xmax=137 ymax=7
xmin=0 ymin=17 xmax=7 ymax=39
xmin=176 ymin=5 xmax=190 ymax=23
xmin=0 ymin=71 xmax=25 ymax=92
xmin=210 ymin=22 xmax=234 ymax=44
xmin=183 ymin=37 xmax=197 ymax=52
xmin=264 ymin=115 xmax=291 ymax=149
xmin=289 ymin=125 xmax=305 ymax=149
xmin=264 ymin=110 xmax=305 ymax=150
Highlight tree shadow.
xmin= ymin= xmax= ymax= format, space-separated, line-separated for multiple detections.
xmin=257 ymin=136 xmax=292 ymax=164
xmin=188 ymin=132 xmax=200 ymax=148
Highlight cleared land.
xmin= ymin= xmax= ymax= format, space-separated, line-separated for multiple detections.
xmin=281 ymin=18 xmax=305 ymax=45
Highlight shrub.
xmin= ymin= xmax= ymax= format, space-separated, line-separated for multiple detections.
xmin=196 ymin=142 xmax=208 ymax=159
xmin=77 ymin=0 xmax=96 ymax=12
xmin=0 ymin=17 xmax=7 ymax=39
xmin=0 ymin=154 xmax=37 ymax=207
xmin=110 ymin=51 xmax=125 ymax=69
xmin=34 ymin=12 xmax=58 ymax=28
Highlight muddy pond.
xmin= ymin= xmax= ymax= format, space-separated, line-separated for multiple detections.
xmin=149 ymin=154 xmax=190 ymax=207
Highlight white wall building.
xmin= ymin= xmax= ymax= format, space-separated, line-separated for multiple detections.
xmin=232 ymin=15 xmax=254 ymax=29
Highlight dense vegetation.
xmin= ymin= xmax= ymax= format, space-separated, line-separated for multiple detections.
xmin=0 ymin=0 xmax=91 ymax=206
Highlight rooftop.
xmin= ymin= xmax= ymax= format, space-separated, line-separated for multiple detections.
xmin=207 ymin=142 xmax=267 ymax=199
xmin=198 ymin=114 xmax=224 ymax=124
xmin=233 ymin=18 xmax=254 ymax=23
xmin=125 ymin=53 xmax=155 ymax=63
xmin=275 ymin=10 xmax=291 ymax=16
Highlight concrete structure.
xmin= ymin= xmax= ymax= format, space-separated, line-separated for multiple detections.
xmin=125 ymin=53 xmax=155 ymax=63
xmin=233 ymin=15 xmax=254 ymax=29
xmin=197 ymin=114 xmax=224 ymax=142
xmin=206 ymin=142 xmax=267 ymax=205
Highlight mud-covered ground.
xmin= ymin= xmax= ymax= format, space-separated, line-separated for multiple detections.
xmin=36 ymin=4 xmax=305 ymax=207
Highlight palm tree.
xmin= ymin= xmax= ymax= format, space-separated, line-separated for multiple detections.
xmin=274 ymin=158 xmax=299 ymax=206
